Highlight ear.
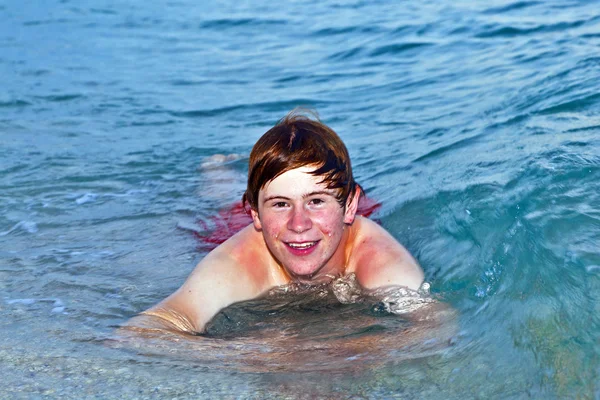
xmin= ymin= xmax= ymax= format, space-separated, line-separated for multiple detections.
xmin=250 ymin=208 xmax=263 ymax=231
xmin=343 ymin=187 xmax=361 ymax=224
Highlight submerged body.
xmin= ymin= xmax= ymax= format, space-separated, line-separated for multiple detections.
xmin=125 ymin=111 xmax=424 ymax=334
xmin=129 ymin=168 xmax=423 ymax=334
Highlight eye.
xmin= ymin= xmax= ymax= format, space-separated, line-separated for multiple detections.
xmin=273 ymin=201 xmax=288 ymax=208
xmin=309 ymin=198 xmax=325 ymax=206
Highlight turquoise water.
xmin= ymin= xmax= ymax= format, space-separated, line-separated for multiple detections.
xmin=1 ymin=0 xmax=600 ymax=398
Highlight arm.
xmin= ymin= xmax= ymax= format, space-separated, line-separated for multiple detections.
xmin=352 ymin=218 xmax=458 ymax=335
xmin=122 ymin=247 xmax=264 ymax=335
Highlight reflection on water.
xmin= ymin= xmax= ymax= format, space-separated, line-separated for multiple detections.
xmin=114 ymin=275 xmax=456 ymax=374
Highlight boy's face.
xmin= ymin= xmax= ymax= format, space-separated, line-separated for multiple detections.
xmin=251 ymin=166 xmax=358 ymax=280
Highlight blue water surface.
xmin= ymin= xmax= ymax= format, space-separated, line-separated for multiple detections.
xmin=1 ymin=0 xmax=599 ymax=398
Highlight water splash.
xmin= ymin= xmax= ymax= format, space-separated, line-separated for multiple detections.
xmin=331 ymin=273 xmax=436 ymax=314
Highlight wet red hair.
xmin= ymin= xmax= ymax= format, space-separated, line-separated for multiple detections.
xmin=243 ymin=109 xmax=358 ymax=210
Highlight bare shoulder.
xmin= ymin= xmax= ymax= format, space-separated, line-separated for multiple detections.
xmin=350 ymin=216 xmax=424 ymax=291
xmin=128 ymin=225 xmax=274 ymax=334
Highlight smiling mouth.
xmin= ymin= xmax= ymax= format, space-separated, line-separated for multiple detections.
xmin=286 ymin=241 xmax=318 ymax=249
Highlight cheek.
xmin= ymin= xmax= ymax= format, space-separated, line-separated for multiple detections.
xmin=261 ymin=214 xmax=284 ymax=238
xmin=316 ymin=215 xmax=345 ymax=238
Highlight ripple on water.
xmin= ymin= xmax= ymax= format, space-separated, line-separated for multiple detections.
xmin=1 ymin=0 xmax=600 ymax=396
xmin=0 ymin=99 xmax=31 ymax=108
xmin=112 ymin=275 xmax=456 ymax=374
xmin=483 ymin=1 xmax=543 ymax=15
xmin=368 ymin=41 xmax=435 ymax=58
xmin=5 ymin=298 xmax=66 ymax=314
xmin=0 ymin=221 xmax=38 ymax=236
xmin=34 ymin=94 xmax=85 ymax=102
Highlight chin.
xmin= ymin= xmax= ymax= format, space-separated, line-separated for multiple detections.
xmin=285 ymin=264 xmax=322 ymax=279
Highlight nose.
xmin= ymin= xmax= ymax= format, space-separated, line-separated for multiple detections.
xmin=287 ymin=207 xmax=312 ymax=233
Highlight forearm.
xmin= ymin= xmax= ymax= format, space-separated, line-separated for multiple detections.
xmin=401 ymin=300 xmax=458 ymax=332
xmin=121 ymin=307 xmax=199 ymax=335
xmin=363 ymin=281 xmax=459 ymax=342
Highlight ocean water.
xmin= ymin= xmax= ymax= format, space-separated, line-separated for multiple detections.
xmin=1 ymin=0 xmax=599 ymax=398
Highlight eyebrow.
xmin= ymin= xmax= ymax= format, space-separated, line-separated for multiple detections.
xmin=262 ymin=190 xmax=336 ymax=203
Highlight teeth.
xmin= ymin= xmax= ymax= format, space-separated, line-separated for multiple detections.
xmin=288 ymin=242 xmax=315 ymax=249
